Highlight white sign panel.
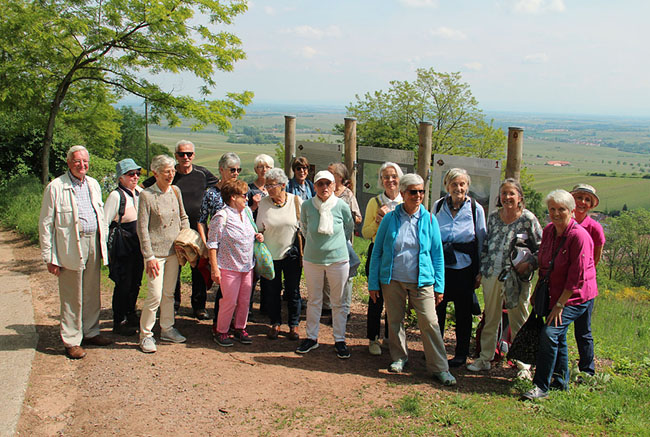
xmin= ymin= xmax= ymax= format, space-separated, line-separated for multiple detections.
xmin=430 ymin=154 xmax=502 ymax=214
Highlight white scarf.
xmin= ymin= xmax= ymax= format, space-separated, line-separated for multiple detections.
xmin=312 ymin=194 xmax=339 ymax=235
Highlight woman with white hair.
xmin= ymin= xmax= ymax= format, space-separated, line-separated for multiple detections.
xmin=248 ymin=154 xmax=274 ymax=212
xmin=295 ymin=170 xmax=354 ymax=359
xmin=361 ymin=161 xmax=403 ymax=356
xmin=137 ymin=155 xmax=190 ymax=353
xmin=522 ymin=189 xmax=598 ymax=400
xmin=433 ymin=168 xmax=487 ymax=368
xmin=368 ymin=173 xmax=456 ymax=386
xmin=256 ymin=168 xmax=302 ymax=340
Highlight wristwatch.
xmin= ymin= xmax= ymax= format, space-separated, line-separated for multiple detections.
xmin=555 ymin=301 xmax=565 ymax=309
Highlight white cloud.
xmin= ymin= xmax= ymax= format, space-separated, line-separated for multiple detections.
xmin=523 ymin=53 xmax=549 ymax=63
xmin=300 ymin=46 xmax=318 ymax=59
xmin=264 ymin=6 xmax=275 ymax=15
xmin=464 ymin=62 xmax=483 ymax=71
xmin=509 ymin=0 xmax=566 ymax=14
xmin=430 ymin=26 xmax=467 ymax=40
xmin=399 ymin=0 xmax=438 ymax=8
xmin=281 ymin=25 xmax=342 ymax=39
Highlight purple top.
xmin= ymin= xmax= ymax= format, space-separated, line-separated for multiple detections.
xmin=206 ymin=205 xmax=255 ymax=273
xmin=538 ymin=220 xmax=598 ymax=308
xmin=578 ymin=215 xmax=606 ymax=253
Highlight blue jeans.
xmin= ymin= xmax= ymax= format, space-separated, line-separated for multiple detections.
xmin=533 ymin=299 xmax=593 ymax=392
xmin=573 ymin=298 xmax=595 ymax=375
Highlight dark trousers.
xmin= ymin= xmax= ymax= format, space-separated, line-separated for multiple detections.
xmin=263 ymin=256 xmax=302 ymax=327
xmin=367 ymin=288 xmax=389 ymax=340
xmin=111 ymin=251 xmax=144 ymax=324
xmin=174 ymin=264 xmax=207 ymax=311
xmin=436 ymin=266 xmax=475 ymax=358
xmin=573 ymin=298 xmax=595 ymax=375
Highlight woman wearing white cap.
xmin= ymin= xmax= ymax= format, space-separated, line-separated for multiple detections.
xmin=570 ymin=183 xmax=604 ymax=377
xmin=295 ymin=170 xmax=354 ymax=359
xmin=104 ymin=158 xmax=143 ymax=336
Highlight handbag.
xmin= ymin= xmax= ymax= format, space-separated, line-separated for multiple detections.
xmin=532 ymin=234 xmax=566 ymax=317
xmin=292 ymin=194 xmax=304 ymax=258
xmin=507 ymin=312 xmax=545 ymax=364
xmin=245 ymin=208 xmax=275 ymax=280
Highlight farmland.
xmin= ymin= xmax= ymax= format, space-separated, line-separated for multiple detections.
xmin=149 ymin=109 xmax=650 ymax=211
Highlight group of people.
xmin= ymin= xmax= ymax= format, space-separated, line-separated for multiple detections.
xmin=39 ymin=142 xmax=603 ymax=397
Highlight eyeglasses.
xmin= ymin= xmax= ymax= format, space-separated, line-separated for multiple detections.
xmin=382 ymin=175 xmax=398 ymax=180
xmin=176 ymin=151 xmax=194 ymax=158
xmin=229 ymin=167 xmax=242 ymax=173
xmin=407 ymin=189 xmax=425 ymax=196
xmin=125 ymin=170 xmax=141 ymax=177
xmin=295 ymin=166 xmax=309 ymax=171
xmin=315 ymin=180 xmax=331 ymax=187
xmin=264 ymin=183 xmax=281 ymax=189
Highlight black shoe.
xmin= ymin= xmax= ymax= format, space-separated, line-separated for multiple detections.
xmin=194 ymin=309 xmax=209 ymax=320
xmin=335 ymin=341 xmax=350 ymax=359
xmin=126 ymin=311 xmax=140 ymax=328
xmin=113 ymin=321 xmax=137 ymax=336
xmin=448 ymin=356 xmax=467 ymax=368
xmin=296 ymin=338 xmax=319 ymax=354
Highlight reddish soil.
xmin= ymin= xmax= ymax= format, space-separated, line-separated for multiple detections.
xmin=9 ymin=230 xmax=519 ymax=436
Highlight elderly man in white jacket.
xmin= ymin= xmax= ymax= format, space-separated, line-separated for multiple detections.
xmin=39 ymin=145 xmax=111 ymax=359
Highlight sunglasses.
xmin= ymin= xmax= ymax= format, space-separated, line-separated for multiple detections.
xmin=295 ymin=166 xmax=309 ymax=171
xmin=229 ymin=167 xmax=242 ymax=174
xmin=125 ymin=170 xmax=141 ymax=177
xmin=176 ymin=151 xmax=194 ymax=158
xmin=407 ymin=189 xmax=425 ymax=195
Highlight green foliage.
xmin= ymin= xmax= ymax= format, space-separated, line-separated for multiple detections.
xmin=602 ymin=210 xmax=650 ymax=287
xmin=0 ymin=175 xmax=43 ymax=242
xmin=343 ymin=68 xmax=506 ymax=162
xmin=0 ymin=0 xmax=253 ymax=182
xmin=227 ymin=126 xmax=280 ymax=144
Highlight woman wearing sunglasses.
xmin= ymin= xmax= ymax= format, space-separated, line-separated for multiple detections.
xmin=104 ymin=158 xmax=144 ymax=336
xmin=286 ymin=157 xmax=315 ymax=201
xmin=368 ymin=173 xmax=455 ymax=386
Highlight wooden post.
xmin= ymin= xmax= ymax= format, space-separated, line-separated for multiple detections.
xmin=418 ymin=121 xmax=433 ymax=209
xmin=506 ymin=127 xmax=524 ymax=181
xmin=284 ymin=115 xmax=296 ymax=178
xmin=344 ymin=117 xmax=357 ymax=194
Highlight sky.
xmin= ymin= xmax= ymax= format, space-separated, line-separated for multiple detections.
xmin=163 ymin=0 xmax=650 ymax=117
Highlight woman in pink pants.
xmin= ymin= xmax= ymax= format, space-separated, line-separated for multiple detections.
xmin=207 ymin=179 xmax=264 ymax=347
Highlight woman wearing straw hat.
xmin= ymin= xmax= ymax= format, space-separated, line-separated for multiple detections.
xmin=569 ymin=183 xmax=604 ymax=377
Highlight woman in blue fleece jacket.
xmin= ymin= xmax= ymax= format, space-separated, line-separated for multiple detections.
xmin=368 ymin=173 xmax=455 ymax=386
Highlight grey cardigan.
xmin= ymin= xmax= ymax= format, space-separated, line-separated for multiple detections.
xmin=137 ymin=184 xmax=189 ymax=260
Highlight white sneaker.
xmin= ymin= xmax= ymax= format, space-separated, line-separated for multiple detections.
xmin=516 ymin=368 xmax=533 ymax=381
xmin=369 ymin=338 xmax=382 ymax=356
xmin=140 ymin=337 xmax=157 ymax=353
xmin=160 ymin=327 xmax=186 ymax=343
xmin=467 ymin=359 xmax=491 ymax=372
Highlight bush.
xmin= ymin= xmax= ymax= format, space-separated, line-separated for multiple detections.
xmin=0 ymin=175 xmax=44 ymax=242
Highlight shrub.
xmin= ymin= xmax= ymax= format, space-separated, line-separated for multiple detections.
xmin=0 ymin=175 xmax=44 ymax=242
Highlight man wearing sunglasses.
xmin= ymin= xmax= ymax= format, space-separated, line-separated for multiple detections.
xmin=142 ymin=140 xmax=218 ymax=320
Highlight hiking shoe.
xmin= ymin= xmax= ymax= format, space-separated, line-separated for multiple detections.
xmin=388 ymin=358 xmax=408 ymax=373
xmin=214 ymin=333 xmax=234 ymax=347
xmin=160 ymin=327 xmax=186 ymax=343
xmin=234 ymin=329 xmax=252 ymax=345
xmin=521 ymin=386 xmax=548 ymax=401
xmin=335 ymin=341 xmax=351 ymax=359
xmin=368 ymin=337 xmax=382 ymax=356
xmin=296 ymin=338 xmax=319 ymax=354
xmin=140 ymin=337 xmax=157 ymax=353
xmin=433 ymin=371 xmax=457 ymax=386
xmin=467 ymin=359 xmax=491 ymax=372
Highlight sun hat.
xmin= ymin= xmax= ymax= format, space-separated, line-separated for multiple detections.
xmin=314 ymin=170 xmax=335 ymax=184
xmin=115 ymin=158 xmax=142 ymax=179
xmin=570 ymin=184 xmax=599 ymax=208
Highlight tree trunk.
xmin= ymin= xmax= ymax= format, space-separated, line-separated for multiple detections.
xmin=40 ymin=77 xmax=73 ymax=184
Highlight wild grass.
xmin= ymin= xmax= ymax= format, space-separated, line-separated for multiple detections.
xmin=0 ymin=175 xmax=44 ymax=242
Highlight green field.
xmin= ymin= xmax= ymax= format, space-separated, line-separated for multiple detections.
xmin=149 ymin=111 xmax=650 ymax=211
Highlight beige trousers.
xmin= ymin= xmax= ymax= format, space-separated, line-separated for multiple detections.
xmin=477 ymin=274 xmax=531 ymax=362
xmin=140 ymin=255 xmax=179 ymax=339
xmin=382 ymin=280 xmax=449 ymax=373
xmin=58 ymin=232 xmax=101 ymax=347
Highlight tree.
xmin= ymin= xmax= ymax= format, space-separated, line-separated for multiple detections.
xmin=602 ymin=210 xmax=650 ymax=287
xmin=341 ymin=68 xmax=505 ymax=160
xmin=1 ymin=0 xmax=253 ymax=183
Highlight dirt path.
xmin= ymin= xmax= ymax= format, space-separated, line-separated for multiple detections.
xmin=8 ymin=229 xmax=517 ymax=436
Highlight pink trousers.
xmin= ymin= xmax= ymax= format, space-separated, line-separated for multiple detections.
xmin=216 ymin=268 xmax=254 ymax=334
